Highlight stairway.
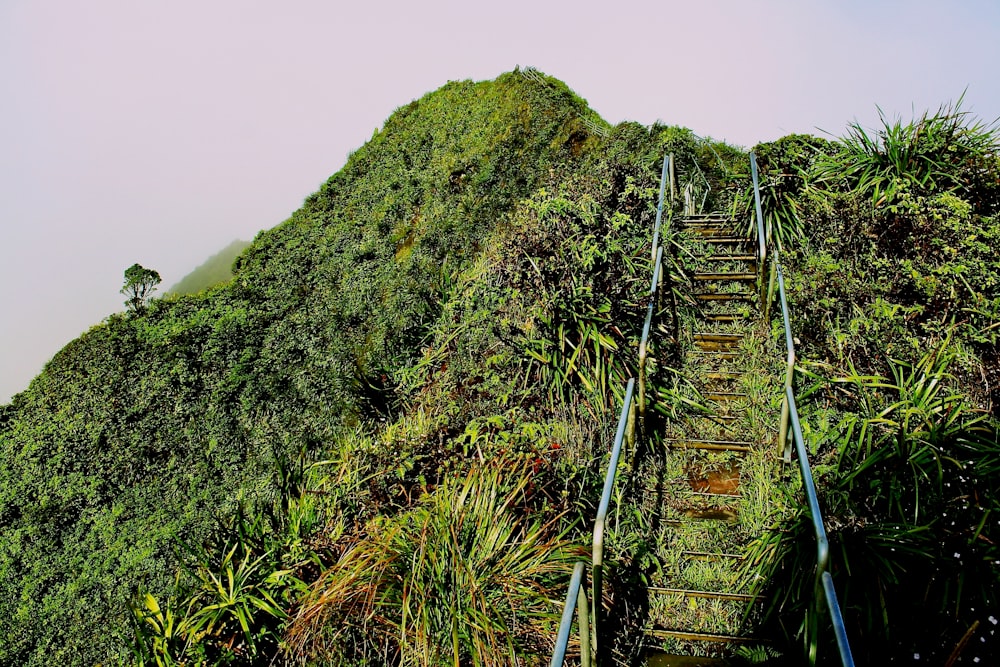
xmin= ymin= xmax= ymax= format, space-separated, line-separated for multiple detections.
xmin=639 ymin=213 xmax=778 ymax=664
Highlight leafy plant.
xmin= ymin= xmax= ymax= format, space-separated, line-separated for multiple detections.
xmin=812 ymin=97 xmax=1000 ymax=211
xmin=285 ymin=456 xmax=582 ymax=666
xmin=748 ymin=339 xmax=1000 ymax=663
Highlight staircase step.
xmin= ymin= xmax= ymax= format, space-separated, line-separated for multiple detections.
xmin=705 ymin=371 xmax=742 ymax=381
xmin=693 ymin=293 xmax=754 ymax=302
xmin=692 ymin=273 xmax=756 ymax=282
xmin=699 ymin=237 xmax=747 ymax=245
xmin=681 ymin=551 xmax=745 ymax=562
xmin=702 ymin=314 xmax=752 ymax=323
xmin=688 ymin=350 xmax=738 ymax=361
xmin=684 ymin=213 xmax=734 ymax=219
xmin=689 ymin=228 xmax=736 ymax=238
xmin=701 ymin=254 xmax=756 ymax=262
xmin=647 ymin=629 xmax=756 ymax=644
xmin=648 ymin=587 xmax=754 ymax=601
xmin=702 ymin=391 xmax=747 ymax=402
xmin=693 ymin=333 xmax=742 ymax=342
xmin=693 ymin=342 xmax=740 ymax=353
xmin=665 ymin=439 xmax=752 ymax=452
xmin=682 ymin=507 xmax=739 ymax=522
xmin=645 ymin=654 xmax=730 ymax=667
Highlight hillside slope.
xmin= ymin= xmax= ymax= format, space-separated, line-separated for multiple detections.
xmin=168 ymin=239 xmax=251 ymax=296
xmin=0 ymin=71 xmax=727 ymax=666
xmin=0 ymin=70 xmax=608 ymax=664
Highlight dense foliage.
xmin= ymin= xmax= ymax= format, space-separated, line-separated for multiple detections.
xmin=0 ymin=71 xmax=714 ymax=666
xmin=749 ymin=103 xmax=1000 ymax=664
xmin=5 ymin=69 xmax=994 ymax=666
xmin=168 ymin=240 xmax=251 ymax=296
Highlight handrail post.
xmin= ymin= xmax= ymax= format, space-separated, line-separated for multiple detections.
xmin=550 ymin=562 xmax=587 ymax=667
xmin=578 ymin=574 xmax=592 ymax=667
xmin=750 ymin=152 xmax=767 ymax=307
xmin=592 ymin=379 xmax=635 ymax=660
xmin=668 ymin=153 xmax=676 ymax=206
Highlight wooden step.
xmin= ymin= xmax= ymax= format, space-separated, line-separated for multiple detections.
xmin=665 ymin=439 xmax=752 ymax=452
xmin=688 ymin=350 xmax=738 ymax=361
xmin=645 ymin=654 xmax=729 ymax=667
xmin=702 ymin=313 xmax=752 ymax=323
xmin=647 ymin=629 xmax=756 ymax=643
xmin=699 ymin=237 xmax=747 ymax=245
xmin=682 ymin=506 xmax=738 ymax=522
xmin=689 ymin=228 xmax=735 ymax=238
xmin=693 ymin=293 xmax=754 ymax=302
xmin=693 ymin=333 xmax=743 ymax=342
xmin=702 ymin=391 xmax=747 ymax=402
xmin=705 ymin=371 xmax=742 ymax=381
xmin=701 ymin=254 xmax=756 ymax=262
xmin=681 ymin=551 xmax=752 ymax=564
xmin=692 ymin=273 xmax=756 ymax=282
xmin=693 ymin=341 xmax=739 ymax=353
xmin=648 ymin=587 xmax=754 ymax=601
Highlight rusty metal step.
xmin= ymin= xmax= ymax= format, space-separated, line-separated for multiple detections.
xmin=693 ymin=293 xmax=754 ymax=302
xmin=664 ymin=439 xmax=752 ymax=452
xmin=693 ymin=272 xmax=756 ymax=282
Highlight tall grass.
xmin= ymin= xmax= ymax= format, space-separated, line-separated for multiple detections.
xmin=286 ymin=456 xmax=583 ymax=666
xmin=812 ymin=97 xmax=1000 ymax=208
xmin=746 ymin=339 xmax=1000 ymax=661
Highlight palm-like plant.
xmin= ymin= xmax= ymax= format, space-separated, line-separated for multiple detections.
xmin=812 ymin=98 xmax=1000 ymax=210
xmin=286 ymin=457 xmax=582 ymax=666
xmin=734 ymin=135 xmax=835 ymax=252
xmin=747 ymin=339 xmax=1000 ymax=663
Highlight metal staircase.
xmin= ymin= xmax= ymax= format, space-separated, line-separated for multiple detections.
xmin=548 ymin=152 xmax=855 ymax=667
xmin=640 ymin=211 xmax=770 ymax=662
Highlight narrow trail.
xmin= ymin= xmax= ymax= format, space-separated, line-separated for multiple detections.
xmin=639 ymin=211 xmax=782 ymax=664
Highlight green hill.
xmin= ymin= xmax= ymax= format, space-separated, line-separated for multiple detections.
xmin=168 ymin=239 xmax=251 ymax=295
xmin=1 ymin=72 xmax=998 ymax=666
xmin=0 ymin=69 xmax=726 ymax=666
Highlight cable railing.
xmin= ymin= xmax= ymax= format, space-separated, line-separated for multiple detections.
xmin=549 ymin=153 xmax=675 ymax=667
xmin=752 ymin=152 xmax=856 ymax=667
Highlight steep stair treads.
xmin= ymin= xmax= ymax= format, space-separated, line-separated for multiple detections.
xmin=642 ymin=213 xmax=778 ymax=663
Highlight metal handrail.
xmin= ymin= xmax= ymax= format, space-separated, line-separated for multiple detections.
xmin=592 ymin=377 xmax=635 ymax=655
xmin=750 ymin=153 xmax=768 ymax=311
xmin=550 ymin=154 xmax=673 ymax=666
xmin=766 ymin=155 xmax=854 ymax=665
xmin=550 ymin=562 xmax=592 ymax=667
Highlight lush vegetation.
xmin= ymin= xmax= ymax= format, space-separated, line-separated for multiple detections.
xmin=2 ymin=70 xmax=997 ymax=666
xmin=0 ymin=71 xmax=725 ymax=666
xmin=747 ymin=102 xmax=1000 ymax=664
xmin=168 ymin=240 xmax=251 ymax=296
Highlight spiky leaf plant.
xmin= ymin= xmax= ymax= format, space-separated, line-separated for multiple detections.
xmin=811 ymin=97 xmax=1000 ymax=212
xmin=286 ymin=456 xmax=583 ymax=667
xmin=747 ymin=339 xmax=1000 ymax=663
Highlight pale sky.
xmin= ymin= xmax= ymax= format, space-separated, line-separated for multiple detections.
xmin=2 ymin=0 xmax=999 ymax=402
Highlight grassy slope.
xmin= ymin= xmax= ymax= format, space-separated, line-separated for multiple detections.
xmin=0 ymin=71 xmax=621 ymax=665
xmin=167 ymin=239 xmax=251 ymax=296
